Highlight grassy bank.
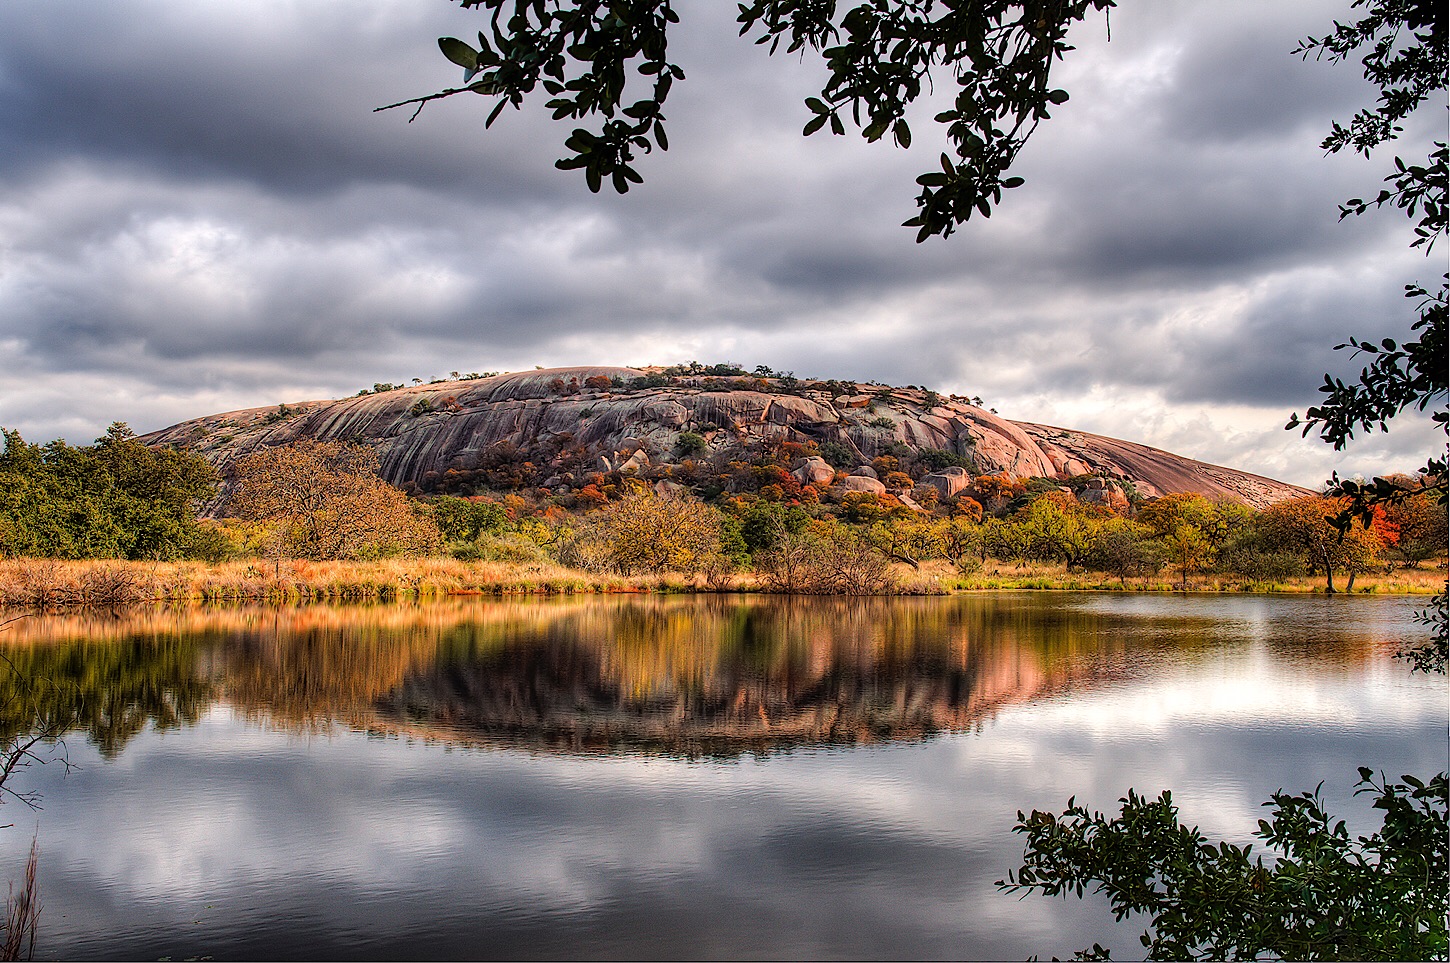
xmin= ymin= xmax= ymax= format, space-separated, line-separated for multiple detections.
xmin=936 ymin=559 xmax=1447 ymax=594
xmin=0 ymin=557 xmax=1442 ymax=609
xmin=0 ymin=557 xmax=651 ymax=607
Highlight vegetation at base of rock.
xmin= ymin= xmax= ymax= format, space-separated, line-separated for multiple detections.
xmin=559 ymin=491 xmax=727 ymax=577
xmin=999 ymin=770 xmax=1448 ymax=961
xmin=0 ymin=424 xmax=221 ymax=561
xmin=229 ymin=440 xmax=441 ymax=560
xmin=2 ymin=432 xmax=1443 ymax=602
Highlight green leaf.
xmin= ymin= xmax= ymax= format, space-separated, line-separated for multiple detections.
xmin=803 ymin=114 xmax=828 ymax=136
xmin=438 ymin=37 xmax=478 ymax=70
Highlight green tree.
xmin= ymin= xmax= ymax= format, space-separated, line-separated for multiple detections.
xmin=1016 ymin=494 xmax=1100 ymax=570
xmin=1083 ymin=517 xmax=1163 ymax=583
xmin=1000 ymin=770 xmax=1448 ymax=961
xmin=383 ymin=0 xmax=1115 ymax=241
xmin=427 ymin=495 xmax=510 ymax=543
xmin=0 ymin=425 xmax=219 ymax=560
xmin=1159 ymin=522 xmax=1213 ymax=590
xmin=1282 ymin=0 xmax=1446 ymax=666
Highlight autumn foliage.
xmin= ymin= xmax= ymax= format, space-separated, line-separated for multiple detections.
xmin=230 ymin=441 xmax=440 ymax=560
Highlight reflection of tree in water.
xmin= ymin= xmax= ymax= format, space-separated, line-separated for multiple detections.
xmin=0 ymin=634 xmax=210 ymax=760
xmin=0 ymin=596 xmax=1389 ymax=759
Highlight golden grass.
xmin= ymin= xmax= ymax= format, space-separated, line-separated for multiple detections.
xmin=0 ymin=556 xmax=1441 ymax=609
xmin=0 ymin=557 xmax=653 ymax=607
xmin=938 ymin=559 xmax=1448 ymax=594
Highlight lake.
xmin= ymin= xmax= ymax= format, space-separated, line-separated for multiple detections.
xmin=0 ymin=592 xmax=1442 ymax=960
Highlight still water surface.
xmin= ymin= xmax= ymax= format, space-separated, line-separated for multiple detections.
xmin=0 ymin=593 xmax=1443 ymax=960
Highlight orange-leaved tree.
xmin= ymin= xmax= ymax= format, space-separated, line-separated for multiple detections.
xmin=229 ymin=440 xmax=440 ymax=560
xmin=1256 ymin=495 xmax=1386 ymax=593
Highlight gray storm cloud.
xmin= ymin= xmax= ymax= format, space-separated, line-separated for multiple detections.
xmin=0 ymin=0 xmax=1434 ymax=486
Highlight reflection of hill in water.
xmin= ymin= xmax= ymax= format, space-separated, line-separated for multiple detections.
xmin=373 ymin=599 xmax=1128 ymax=757
xmin=0 ymin=596 xmax=1382 ymax=758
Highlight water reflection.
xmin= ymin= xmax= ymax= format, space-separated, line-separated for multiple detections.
xmin=0 ymin=594 xmax=1398 ymax=760
xmin=0 ymin=594 xmax=1436 ymax=961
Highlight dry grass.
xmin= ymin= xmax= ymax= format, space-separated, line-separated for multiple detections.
xmin=940 ymin=559 xmax=1448 ymax=594
xmin=0 ymin=557 xmax=650 ymax=607
xmin=0 ymin=556 xmax=1441 ymax=610
xmin=1 ymin=835 xmax=38 ymax=961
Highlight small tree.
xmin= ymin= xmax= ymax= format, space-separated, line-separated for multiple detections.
xmin=562 ymin=490 xmax=724 ymax=575
xmin=1257 ymin=495 xmax=1384 ymax=593
xmin=1084 ymin=518 xmax=1164 ymax=584
xmin=1160 ymin=522 xmax=1213 ymax=589
xmin=229 ymin=440 xmax=440 ymax=560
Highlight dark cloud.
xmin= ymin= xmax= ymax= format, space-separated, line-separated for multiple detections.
xmin=0 ymin=0 xmax=1430 ymax=486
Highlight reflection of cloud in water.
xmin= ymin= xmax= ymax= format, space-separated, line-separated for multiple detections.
xmin=1 ymin=593 xmax=1441 ymax=959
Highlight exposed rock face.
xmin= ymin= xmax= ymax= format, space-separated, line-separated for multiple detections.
xmin=143 ymin=365 xmax=1308 ymax=509
xmin=920 ymin=467 xmax=972 ymax=499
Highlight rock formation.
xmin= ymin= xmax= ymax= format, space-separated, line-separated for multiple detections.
xmin=142 ymin=365 xmax=1307 ymax=509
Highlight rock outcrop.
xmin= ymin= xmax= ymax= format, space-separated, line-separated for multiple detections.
xmin=142 ymin=365 xmax=1308 ymax=509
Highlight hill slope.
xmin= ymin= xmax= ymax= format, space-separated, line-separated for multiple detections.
xmin=142 ymin=365 xmax=1307 ymax=508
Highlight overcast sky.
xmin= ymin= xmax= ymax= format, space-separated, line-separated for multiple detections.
xmin=0 ymin=0 xmax=1441 ymax=487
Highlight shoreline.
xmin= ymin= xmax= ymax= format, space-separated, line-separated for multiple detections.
xmin=0 ymin=557 xmax=1443 ymax=610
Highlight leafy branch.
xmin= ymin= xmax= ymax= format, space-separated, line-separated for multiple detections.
xmin=382 ymin=0 xmax=1116 ymax=240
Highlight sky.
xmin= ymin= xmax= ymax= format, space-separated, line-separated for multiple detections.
xmin=0 ymin=0 xmax=1442 ymax=488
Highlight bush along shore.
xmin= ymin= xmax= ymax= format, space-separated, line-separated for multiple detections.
xmin=2 ymin=430 xmax=1444 ymax=608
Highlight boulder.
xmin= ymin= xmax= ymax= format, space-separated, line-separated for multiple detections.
xmin=641 ymin=399 xmax=689 ymax=428
xmin=897 ymin=492 xmax=928 ymax=513
xmin=619 ymin=450 xmax=650 ymax=474
xmin=850 ymin=466 xmax=879 ymax=479
xmin=840 ymin=475 xmax=887 ymax=495
xmin=919 ymin=466 xmax=971 ymax=498
xmin=794 ymin=456 xmax=835 ymax=486
xmin=1079 ymin=478 xmax=1130 ymax=511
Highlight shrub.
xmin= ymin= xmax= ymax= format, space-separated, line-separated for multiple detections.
xmin=915 ymin=447 xmax=972 ymax=472
xmin=559 ymin=491 xmax=725 ymax=575
xmin=757 ymin=522 xmax=895 ymax=594
xmin=674 ymin=432 xmax=707 ymax=456
xmin=819 ymin=441 xmax=857 ymax=469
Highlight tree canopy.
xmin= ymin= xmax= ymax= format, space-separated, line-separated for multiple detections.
xmin=1000 ymin=770 xmax=1448 ymax=961
xmin=0 ymin=424 xmax=219 ymax=560
xmin=229 ymin=440 xmax=441 ymax=560
xmin=380 ymin=0 xmax=1116 ymax=240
